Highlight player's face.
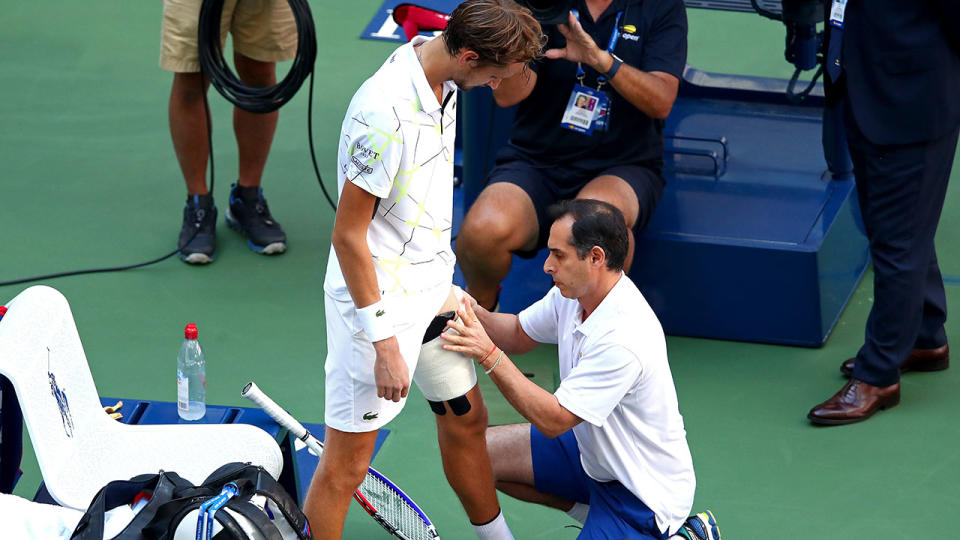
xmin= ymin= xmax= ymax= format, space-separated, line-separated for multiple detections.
xmin=543 ymin=216 xmax=593 ymax=299
xmin=455 ymin=61 xmax=525 ymax=91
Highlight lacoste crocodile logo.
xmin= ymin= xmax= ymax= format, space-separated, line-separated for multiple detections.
xmin=362 ymin=411 xmax=379 ymax=421
xmin=376 ymin=310 xmax=385 ymax=317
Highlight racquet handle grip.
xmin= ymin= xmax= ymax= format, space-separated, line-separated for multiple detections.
xmin=242 ymin=382 xmax=324 ymax=455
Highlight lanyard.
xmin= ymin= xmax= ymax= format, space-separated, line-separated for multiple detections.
xmin=573 ymin=9 xmax=623 ymax=87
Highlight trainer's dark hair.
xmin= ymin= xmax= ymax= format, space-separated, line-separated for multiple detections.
xmin=442 ymin=0 xmax=544 ymax=66
xmin=549 ymin=199 xmax=629 ymax=271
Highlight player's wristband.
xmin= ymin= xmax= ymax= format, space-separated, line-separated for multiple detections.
xmin=356 ymin=300 xmax=396 ymax=342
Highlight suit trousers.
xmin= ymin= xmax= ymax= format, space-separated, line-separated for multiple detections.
xmin=845 ymin=104 xmax=960 ymax=387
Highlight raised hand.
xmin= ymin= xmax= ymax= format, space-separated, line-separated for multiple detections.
xmin=544 ymin=12 xmax=607 ymax=70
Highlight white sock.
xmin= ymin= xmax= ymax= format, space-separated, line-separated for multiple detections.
xmin=566 ymin=502 xmax=589 ymax=524
xmin=473 ymin=510 xmax=514 ymax=540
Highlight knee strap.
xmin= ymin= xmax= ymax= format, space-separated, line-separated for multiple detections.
xmin=427 ymin=394 xmax=471 ymax=416
xmin=422 ymin=311 xmax=456 ymax=344
xmin=414 ymin=312 xmax=478 ymax=411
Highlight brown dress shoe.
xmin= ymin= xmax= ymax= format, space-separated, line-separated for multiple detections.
xmin=840 ymin=344 xmax=949 ymax=377
xmin=807 ymin=379 xmax=901 ymax=425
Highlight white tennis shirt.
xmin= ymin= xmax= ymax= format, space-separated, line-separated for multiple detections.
xmin=325 ymin=36 xmax=458 ymax=301
xmin=519 ymin=274 xmax=696 ymax=535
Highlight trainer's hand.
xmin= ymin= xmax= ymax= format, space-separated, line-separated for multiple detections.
xmin=460 ymin=290 xmax=482 ymax=315
xmin=373 ymin=337 xmax=409 ymax=402
xmin=440 ymin=297 xmax=496 ymax=361
xmin=545 ymin=12 xmax=609 ymax=72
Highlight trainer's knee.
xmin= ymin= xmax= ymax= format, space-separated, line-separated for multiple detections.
xmin=485 ymin=424 xmax=532 ymax=483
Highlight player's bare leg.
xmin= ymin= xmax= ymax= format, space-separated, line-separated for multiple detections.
xmin=435 ymin=385 xmax=503 ymax=522
xmin=303 ymin=426 xmax=379 ymax=540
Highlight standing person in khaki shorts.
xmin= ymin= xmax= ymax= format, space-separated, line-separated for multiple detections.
xmin=161 ymin=0 xmax=296 ymax=264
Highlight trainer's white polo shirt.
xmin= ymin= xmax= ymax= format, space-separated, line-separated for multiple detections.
xmin=325 ymin=35 xmax=457 ymax=300
xmin=518 ymin=274 xmax=695 ymax=535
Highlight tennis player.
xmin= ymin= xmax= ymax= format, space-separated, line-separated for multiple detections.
xmin=441 ymin=199 xmax=720 ymax=540
xmin=304 ymin=2 xmax=543 ymax=539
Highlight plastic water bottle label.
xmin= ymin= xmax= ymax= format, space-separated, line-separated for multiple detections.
xmin=177 ymin=370 xmax=189 ymax=412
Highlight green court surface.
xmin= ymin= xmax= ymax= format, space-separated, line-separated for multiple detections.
xmin=2 ymin=3 xmax=960 ymax=539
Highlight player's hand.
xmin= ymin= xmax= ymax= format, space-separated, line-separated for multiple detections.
xmin=545 ymin=12 xmax=607 ymax=70
xmin=441 ymin=297 xmax=496 ymax=362
xmin=373 ymin=337 xmax=409 ymax=402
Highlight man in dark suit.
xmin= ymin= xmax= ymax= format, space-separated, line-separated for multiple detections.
xmin=808 ymin=0 xmax=960 ymax=425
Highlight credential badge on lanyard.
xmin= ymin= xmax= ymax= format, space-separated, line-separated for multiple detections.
xmin=560 ymin=9 xmax=622 ymax=135
xmin=829 ymin=0 xmax=847 ymax=29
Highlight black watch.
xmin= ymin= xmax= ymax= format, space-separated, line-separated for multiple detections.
xmin=603 ymin=54 xmax=623 ymax=80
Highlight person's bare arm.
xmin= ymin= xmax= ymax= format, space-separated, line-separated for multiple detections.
xmin=332 ymin=181 xmax=408 ymax=402
xmin=467 ymin=298 xmax=539 ymax=355
xmin=442 ymin=300 xmax=581 ymax=437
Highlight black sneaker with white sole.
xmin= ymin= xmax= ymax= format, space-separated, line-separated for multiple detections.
xmin=178 ymin=194 xmax=217 ymax=264
xmin=225 ymin=183 xmax=287 ymax=255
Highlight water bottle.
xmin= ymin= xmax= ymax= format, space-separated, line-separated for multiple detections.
xmin=177 ymin=323 xmax=206 ymax=421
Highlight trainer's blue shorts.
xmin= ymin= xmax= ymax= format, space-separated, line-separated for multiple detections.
xmin=531 ymin=426 xmax=669 ymax=540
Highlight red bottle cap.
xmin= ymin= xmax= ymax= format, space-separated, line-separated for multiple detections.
xmin=184 ymin=323 xmax=198 ymax=340
xmin=0 ymin=306 xmax=7 ymax=317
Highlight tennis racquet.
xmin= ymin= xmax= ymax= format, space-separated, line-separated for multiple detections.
xmin=241 ymin=382 xmax=440 ymax=540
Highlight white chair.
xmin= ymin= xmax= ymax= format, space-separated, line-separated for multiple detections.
xmin=0 ymin=285 xmax=283 ymax=510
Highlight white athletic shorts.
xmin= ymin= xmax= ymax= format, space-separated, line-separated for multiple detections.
xmin=324 ymin=283 xmax=450 ymax=432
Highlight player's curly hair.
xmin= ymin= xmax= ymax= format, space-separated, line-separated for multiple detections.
xmin=442 ymin=0 xmax=545 ymax=66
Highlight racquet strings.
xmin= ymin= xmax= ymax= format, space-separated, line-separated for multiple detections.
xmin=358 ymin=473 xmax=437 ymax=540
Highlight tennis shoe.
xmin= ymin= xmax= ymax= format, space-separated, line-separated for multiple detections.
xmin=225 ymin=183 xmax=287 ymax=255
xmin=178 ymin=194 xmax=217 ymax=264
xmin=679 ymin=510 xmax=721 ymax=540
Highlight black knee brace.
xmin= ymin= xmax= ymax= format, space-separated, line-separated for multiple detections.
xmin=427 ymin=395 xmax=472 ymax=416
xmin=422 ymin=311 xmax=456 ymax=343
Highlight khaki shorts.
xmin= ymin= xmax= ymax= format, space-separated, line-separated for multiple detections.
xmin=160 ymin=0 xmax=297 ymax=73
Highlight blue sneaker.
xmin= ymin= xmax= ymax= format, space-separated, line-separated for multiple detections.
xmin=225 ymin=183 xmax=287 ymax=255
xmin=679 ymin=510 xmax=721 ymax=540
xmin=178 ymin=194 xmax=217 ymax=264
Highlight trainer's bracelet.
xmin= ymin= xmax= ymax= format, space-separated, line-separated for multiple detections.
xmin=485 ymin=349 xmax=504 ymax=375
xmin=356 ymin=301 xmax=396 ymax=342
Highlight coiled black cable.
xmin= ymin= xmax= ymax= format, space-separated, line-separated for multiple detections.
xmin=199 ymin=0 xmax=335 ymax=209
xmin=199 ymin=0 xmax=315 ymax=114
